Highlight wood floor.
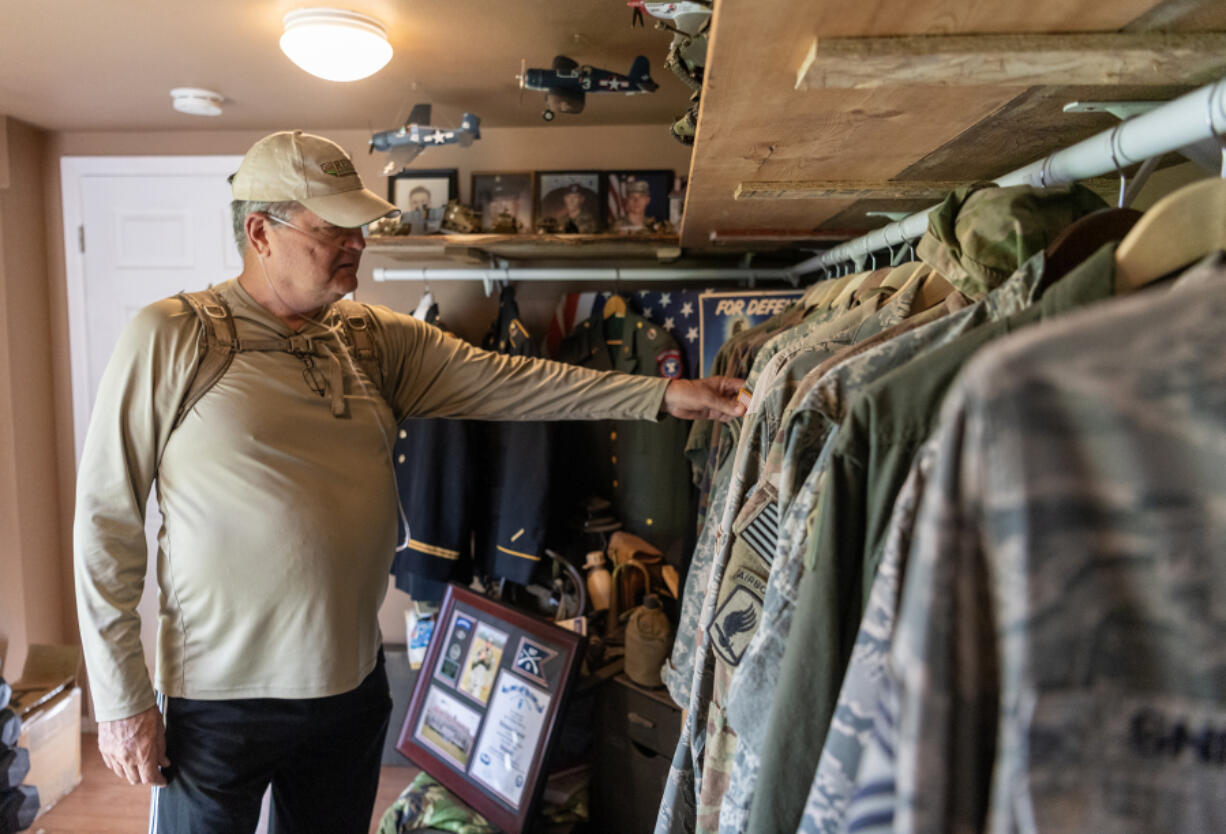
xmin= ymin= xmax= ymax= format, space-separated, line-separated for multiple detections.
xmin=31 ymin=734 xmax=420 ymax=833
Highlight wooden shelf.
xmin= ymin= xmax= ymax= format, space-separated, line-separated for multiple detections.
xmin=366 ymin=233 xmax=682 ymax=263
xmin=679 ymin=0 xmax=1223 ymax=247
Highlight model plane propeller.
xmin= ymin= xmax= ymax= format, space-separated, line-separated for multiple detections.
xmin=369 ymin=103 xmax=481 ymax=175
xmin=516 ymin=55 xmax=658 ymax=121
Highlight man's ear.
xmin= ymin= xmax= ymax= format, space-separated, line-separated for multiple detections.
xmin=245 ymin=213 xmax=273 ymax=258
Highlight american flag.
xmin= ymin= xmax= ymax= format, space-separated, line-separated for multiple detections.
xmin=545 ymin=288 xmax=706 ymax=378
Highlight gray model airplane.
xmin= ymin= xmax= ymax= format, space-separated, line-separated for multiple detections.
xmin=370 ymin=104 xmax=481 ymax=174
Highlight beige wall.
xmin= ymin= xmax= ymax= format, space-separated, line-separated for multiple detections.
xmin=47 ymin=125 xmax=694 ymax=344
xmin=0 ymin=116 xmax=63 ymax=677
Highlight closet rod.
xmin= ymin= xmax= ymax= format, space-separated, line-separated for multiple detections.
xmin=794 ymin=75 xmax=1226 ymax=274
xmin=372 ymin=265 xmax=798 ymax=296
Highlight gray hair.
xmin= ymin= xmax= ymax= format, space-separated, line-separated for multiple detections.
xmin=230 ymin=199 xmax=304 ymax=255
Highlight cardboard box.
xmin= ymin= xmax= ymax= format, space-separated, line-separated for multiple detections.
xmin=10 ymin=644 xmax=84 ymax=819
xmin=17 ymin=686 xmax=82 ymax=818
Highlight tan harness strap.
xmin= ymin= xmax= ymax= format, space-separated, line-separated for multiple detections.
xmin=174 ymin=289 xmax=238 ymax=430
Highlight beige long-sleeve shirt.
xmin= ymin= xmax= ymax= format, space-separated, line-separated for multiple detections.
xmin=75 ymin=279 xmax=668 ymax=721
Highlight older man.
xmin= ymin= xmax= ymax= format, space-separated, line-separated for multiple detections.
xmin=74 ymin=130 xmax=743 ymax=833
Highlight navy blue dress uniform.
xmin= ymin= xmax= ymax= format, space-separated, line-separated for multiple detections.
xmin=390 ymin=288 xmax=550 ymax=601
xmin=555 ymin=306 xmax=694 ymax=567
xmin=390 ymin=305 xmax=475 ymax=602
xmin=476 ymin=286 xmax=551 ymax=584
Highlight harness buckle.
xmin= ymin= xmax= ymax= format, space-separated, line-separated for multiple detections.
xmin=288 ymin=335 xmax=313 ymax=354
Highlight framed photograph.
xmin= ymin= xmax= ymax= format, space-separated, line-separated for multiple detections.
xmin=605 ymin=169 xmax=673 ymax=234
xmin=388 ymin=169 xmax=458 ymax=233
xmin=536 ymin=170 xmax=604 ymax=234
xmin=472 ymin=172 xmax=534 ymax=233
xmin=398 ymin=585 xmax=587 ymax=834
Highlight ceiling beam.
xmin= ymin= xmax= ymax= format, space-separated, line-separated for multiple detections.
xmin=735 ymin=180 xmax=964 ymax=201
xmin=796 ymin=32 xmax=1226 ymax=89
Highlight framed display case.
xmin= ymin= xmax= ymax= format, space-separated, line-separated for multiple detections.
xmin=396 ymin=585 xmax=587 ymax=833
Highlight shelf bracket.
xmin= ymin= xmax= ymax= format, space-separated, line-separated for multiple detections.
xmin=1062 ymin=100 xmax=1163 ymax=121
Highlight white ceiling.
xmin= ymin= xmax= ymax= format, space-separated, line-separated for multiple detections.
xmin=0 ymin=0 xmax=694 ymax=132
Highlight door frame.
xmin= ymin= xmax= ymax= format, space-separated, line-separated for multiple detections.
xmin=60 ymin=155 xmax=243 ymax=462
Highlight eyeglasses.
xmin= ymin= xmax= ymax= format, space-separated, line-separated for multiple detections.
xmin=264 ymin=213 xmax=364 ymax=253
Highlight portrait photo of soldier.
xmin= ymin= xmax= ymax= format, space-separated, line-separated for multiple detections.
xmin=537 ymin=171 xmax=603 ymax=234
xmin=606 ymin=170 xmax=671 ymax=234
xmin=473 ymin=172 xmax=534 ymax=233
xmin=390 ymin=169 xmax=457 ymax=233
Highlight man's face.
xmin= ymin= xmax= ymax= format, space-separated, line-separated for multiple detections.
xmin=626 ymin=191 xmax=651 ymax=217
xmin=262 ymin=208 xmax=366 ymax=311
xmin=409 ymin=190 xmax=431 ymax=213
xmin=563 ymin=191 xmax=584 ymax=213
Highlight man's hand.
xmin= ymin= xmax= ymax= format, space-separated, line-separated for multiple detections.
xmin=662 ymin=376 xmax=747 ymax=422
xmin=98 ymin=705 xmax=170 ymax=786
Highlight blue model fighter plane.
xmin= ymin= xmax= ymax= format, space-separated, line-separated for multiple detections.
xmin=369 ymin=104 xmax=481 ymax=174
xmin=517 ymin=55 xmax=658 ymax=121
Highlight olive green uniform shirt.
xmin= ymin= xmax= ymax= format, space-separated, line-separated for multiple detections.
xmin=555 ymin=309 xmax=692 ymax=563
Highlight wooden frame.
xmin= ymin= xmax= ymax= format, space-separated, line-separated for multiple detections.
xmin=387 ymin=168 xmax=459 ymax=232
xmin=471 ymin=171 xmax=535 ymax=234
xmin=397 ymin=585 xmax=587 ymax=833
xmin=604 ymin=169 xmax=673 ymax=233
xmin=535 ymin=170 xmax=605 ymax=233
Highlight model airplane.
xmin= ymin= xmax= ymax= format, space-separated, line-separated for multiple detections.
xmin=369 ymin=104 xmax=481 ymax=174
xmin=516 ymin=55 xmax=658 ymax=121
xmin=627 ymin=1 xmax=711 ymax=21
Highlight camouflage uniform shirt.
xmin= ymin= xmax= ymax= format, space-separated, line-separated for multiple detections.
xmin=874 ymin=255 xmax=1226 ymax=834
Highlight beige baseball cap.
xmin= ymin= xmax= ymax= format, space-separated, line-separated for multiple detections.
xmin=231 ymin=130 xmax=398 ymax=227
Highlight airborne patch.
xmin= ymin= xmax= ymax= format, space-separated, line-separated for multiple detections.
xmin=708 ymin=568 xmax=766 ymax=667
xmin=320 ymin=158 xmax=357 ymax=177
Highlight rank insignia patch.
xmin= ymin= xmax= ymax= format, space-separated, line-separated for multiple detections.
xmin=708 ymin=568 xmax=766 ymax=667
xmin=657 ymin=348 xmax=683 ymax=379
xmin=512 ymin=637 xmax=557 ymax=687
xmin=738 ymin=499 xmax=780 ymax=567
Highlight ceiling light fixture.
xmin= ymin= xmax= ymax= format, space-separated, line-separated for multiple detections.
xmin=279 ymin=8 xmax=393 ymax=82
xmin=170 ymin=88 xmax=224 ymax=116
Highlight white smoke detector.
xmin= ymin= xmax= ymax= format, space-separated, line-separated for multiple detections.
xmin=170 ymin=88 xmax=224 ymax=117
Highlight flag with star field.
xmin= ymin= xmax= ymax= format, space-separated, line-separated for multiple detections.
xmin=546 ymin=289 xmax=705 ymax=378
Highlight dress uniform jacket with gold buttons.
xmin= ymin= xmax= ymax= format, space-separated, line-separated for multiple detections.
xmin=556 ymin=308 xmax=693 ymax=566
xmin=392 ymin=289 xmax=551 ymax=600
xmin=391 ymin=307 xmax=475 ymax=602
xmin=477 ymin=286 xmax=551 ymax=584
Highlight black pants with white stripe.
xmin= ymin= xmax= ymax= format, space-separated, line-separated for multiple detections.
xmin=151 ymin=653 xmax=392 ymax=834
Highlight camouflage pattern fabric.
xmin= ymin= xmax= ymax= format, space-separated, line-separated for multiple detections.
xmin=745 ymin=245 xmax=1120 ymax=834
xmin=687 ymin=289 xmax=920 ymax=832
xmin=716 ymin=453 xmax=831 ymax=834
xmin=658 ymin=295 xmax=904 ymax=834
xmin=378 ymin=772 xmax=496 ymax=834
xmin=690 ymin=308 xmax=804 ymax=533
xmin=797 ymin=439 xmax=936 ymax=834
xmin=744 ymin=285 xmax=886 ymax=394
xmin=721 ymin=254 xmax=1047 ymax=782
xmin=882 ymin=257 xmax=1226 ymax=834
xmin=917 ymin=183 xmax=1105 ymax=298
xmin=663 ymin=452 xmax=735 ymax=706
xmin=718 ymin=291 xmax=975 ymax=833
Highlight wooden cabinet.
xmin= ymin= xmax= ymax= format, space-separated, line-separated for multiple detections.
xmin=590 ymin=674 xmax=682 ymax=833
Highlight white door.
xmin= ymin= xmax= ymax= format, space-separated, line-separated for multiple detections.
xmin=62 ymin=156 xmax=243 ymax=679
